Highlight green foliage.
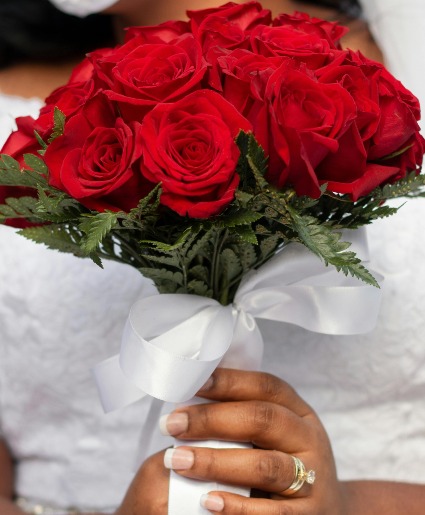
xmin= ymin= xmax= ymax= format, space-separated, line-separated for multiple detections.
xmin=0 ymin=155 xmax=43 ymax=189
xmin=34 ymin=131 xmax=47 ymax=153
xmin=379 ymin=171 xmax=425 ymax=199
xmin=18 ymin=224 xmax=86 ymax=257
xmin=288 ymin=209 xmax=379 ymax=287
xmin=3 ymin=129 xmax=424 ymax=299
xmin=48 ymin=107 xmax=66 ymax=143
xmin=0 ymin=196 xmax=39 ymax=222
xmin=236 ymin=131 xmax=268 ymax=192
xmin=79 ymin=211 xmax=120 ymax=254
xmin=24 ymin=154 xmax=49 ymax=176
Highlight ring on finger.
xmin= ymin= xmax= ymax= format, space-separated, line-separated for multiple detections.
xmin=283 ymin=456 xmax=316 ymax=495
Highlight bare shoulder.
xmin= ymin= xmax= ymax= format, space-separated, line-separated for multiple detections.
xmin=0 ymin=60 xmax=78 ymax=100
xmin=0 ymin=439 xmax=14 ymax=498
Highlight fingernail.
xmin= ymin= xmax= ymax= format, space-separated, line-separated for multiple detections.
xmin=163 ymin=448 xmax=194 ymax=470
xmin=198 ymin=376 xmax=214 ymax=392
xmin=200 ymin=494 xmax=224 ymax=512
xmin=159 ymin=412 xmax=189 ymax=436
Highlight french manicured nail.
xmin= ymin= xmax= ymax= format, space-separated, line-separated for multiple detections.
xmin=198 ymin=376 xmax=214 ymax=392
xmin=159 ymin=412 xmax=189 ymax=436
xmin=200 ymin=494 xmax=224 ymax=512
xmin=163 ymin=448 xmax=194 ymax=470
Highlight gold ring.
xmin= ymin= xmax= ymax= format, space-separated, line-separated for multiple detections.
xmin=283 ymin=456 xmax=316 ymax=495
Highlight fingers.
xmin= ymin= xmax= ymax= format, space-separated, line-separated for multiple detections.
xmin=200 ymin=491 xmax=308 ymax=514
xmin=164 ymin=447 xmax=311 ymax=497
xmin=197 ymin=369 xmax=312 ymax=418
xmin=118 ymin=450 xmax=170 ymax=515
xmin=160 ymin=400 xmax=311 ymax=451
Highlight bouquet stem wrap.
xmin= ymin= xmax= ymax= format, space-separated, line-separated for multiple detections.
xmin=94 ymin=229 xmax=382 ymax=514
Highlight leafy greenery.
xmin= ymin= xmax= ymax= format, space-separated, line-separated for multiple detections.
xmin=1 ymin=130 xmax=424 ymax=302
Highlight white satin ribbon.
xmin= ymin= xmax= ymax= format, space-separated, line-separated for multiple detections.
xmin=93 ymin=228 xmax=382 ymax=514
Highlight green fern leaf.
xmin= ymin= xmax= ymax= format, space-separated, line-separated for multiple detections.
xmin=380 ymin=172 xmax=425 ymax=199
xmin=79 ymin=212 xmax=120 ymax=254
xmin=247 ymin=133 xmax=268 ymax=190
xmin=236 ymin=131 xmax=268 ymax=192
xmin=23 ymin=154 xmax=48 ymax=176
xmin=221 ymin=248 xmax=242 ymax=282
xmin=234 ymin=190 xmax=254 ymax=207
xmin=288 ymin=209 xmax=379 ymax=287
xmin=237 ymin=243 xmax=258 ymax=271
xmin=0 ymin=156 xmax=40 ymax=188
xmin=126 ymin=184 xmax=162 ymax=221
xmin=0 ymin=196 xmax=39 ymax=222
xmin=187 ymin=279 xmax=212 ymax=297
xmin=89 ymin=252 xmax=104 ymax=269
xmin=139 ymin=267 xmax=184 ymax=289
xmin=259 ymin=233 xmax=283 ymax=260
xmin=189 ymin=264 xmax=210 ymax=283
xmin=18 ymin=225 xmax=86 ymax=256
xmin=234 ymin=224 xmax=258 ymax=244
xmin=35 ymin=186 xmax=80 ymax=219
xmin=34 ymin=131 xmax=47 ymax=151
xmin=0 ymin=155 xmax=20 ymax=173
xmin=48 ymin=107 xmax=66 ymax=143
xmin=145 ymin=253 xmax=181 ymax=268
xmin=185 ymin=227 xmax=214 ymax=263
xmin=140 ymin=227 xmax=192 ymax=252
xmin=221 ymin=210 xmax=262 ymax=228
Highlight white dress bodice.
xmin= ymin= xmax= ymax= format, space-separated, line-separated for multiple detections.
xmin=0 ymin=224 xmax=151 ymax=512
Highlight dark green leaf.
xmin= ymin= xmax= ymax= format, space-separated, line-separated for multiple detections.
xmin=80 ymin=212 xmax=120 ymax=254
xmin=23 ymin=154 xmax=48 ymax=175
xmin=48 ymin=107 xmax=66 ymax=143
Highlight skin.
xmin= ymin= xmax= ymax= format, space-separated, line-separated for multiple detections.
xmin=2 ymin=371 xmax=425 ymax=514
xmin=0 ymin=1 xmax=420 ymax=513
xmin=114 ymin=369 xmax=425 ymax=515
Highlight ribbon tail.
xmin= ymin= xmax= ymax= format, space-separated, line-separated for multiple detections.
xmin=92 ymin=354 xmax=147 ymax=413
xmin=135 ymin=397 xmax=167 ymax=467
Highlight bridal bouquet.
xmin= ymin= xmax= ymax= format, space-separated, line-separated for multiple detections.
xmin=0 ymin=1 xmax=424 ymax=512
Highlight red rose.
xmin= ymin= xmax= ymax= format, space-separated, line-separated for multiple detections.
xmin=188 ymin=1 xmax=271 ymax=86
xmin=188 ymin=1 xmax=271 ymax=50
xmin=251 ymin=13 xmax=342 ymax=69
xmin=1 ymin=116 xmax=40 ymax=164
xmin=260 ymin=61 xmax=358 ymax=198
xmin=317 ymin=53 xmax=381 ymax=141
xmin=367 ymin=66 xmax=421 ymax=160
xmin=95 ymin=34 xmax=207 ymax=122
xmin=125 ymin=20 xmax=190 ymax=44
xmin=216 ymin=48 xmax=280 ymax=122
xmin=139 ymin=90 xmax=252 ymax=218
xmin=317 ymin=51 xmax=424 ymax=198
xmin=31 ymin=53 xmax=108 ymax=143
xmin=273 ymin=11 xmax=348 ymax=47
xmin=43 ymin=94 xmax=149 ymax=212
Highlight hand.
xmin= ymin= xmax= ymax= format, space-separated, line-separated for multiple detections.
xmin=115 ymin=450 xmax=169 ymax=515
xmin=160 ymin=368 xmax=345 ymax=514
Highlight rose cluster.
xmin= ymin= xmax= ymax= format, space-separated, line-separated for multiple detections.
xmin=2 ymin=1 xmax=424 ymax=218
